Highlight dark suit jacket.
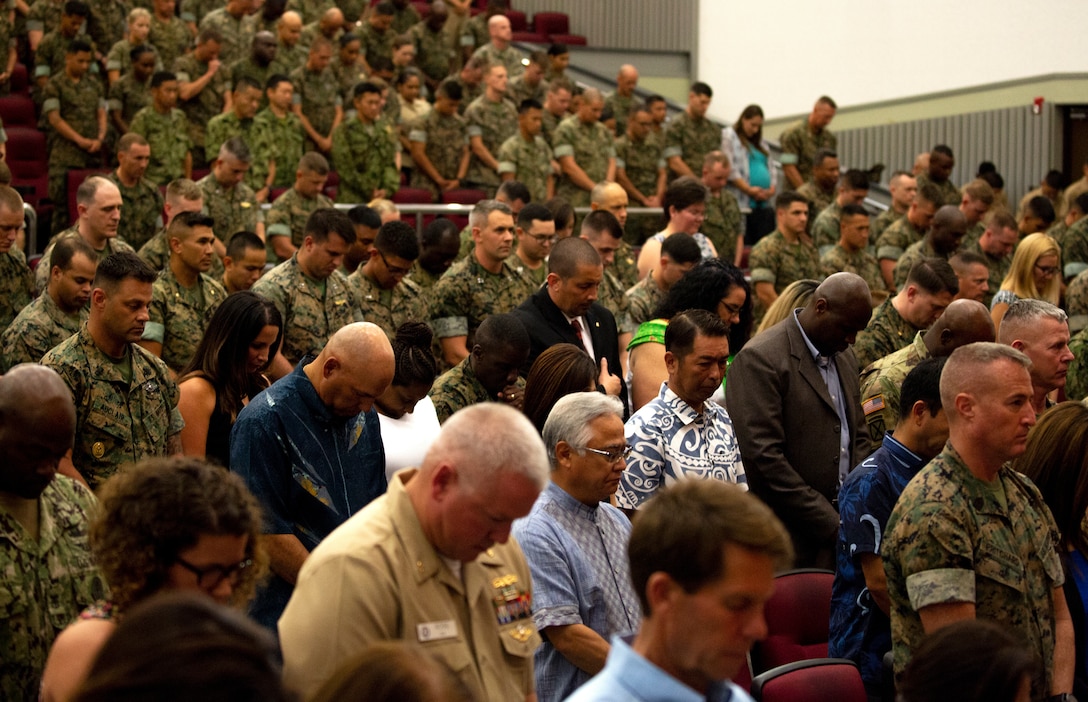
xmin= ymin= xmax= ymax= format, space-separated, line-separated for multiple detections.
xmin=511 ymin=286 xmax=629 ymax=417
xmin=725 ymin=315 xmax=869 ymax=569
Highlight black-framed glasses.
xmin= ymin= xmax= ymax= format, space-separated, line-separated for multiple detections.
xmin=1035 ymin=263 xmax=1059 ymax=277
xmin=175 ymin=557 xmax=253 ymax=589
xmin=527 ymin=233 xmax=559 ymax=245
xmin=379 ymin=250 xmax=412 ymax=276
xmin=578 ymin=445 xmax=633 ymax=463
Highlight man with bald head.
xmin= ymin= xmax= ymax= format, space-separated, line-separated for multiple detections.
xmin=471 ymin=13 xmax=525 ymax=79
xmin=860 ymin=298 xmax=995 ymax=445
xmin=883 ymin=343 xmax=1074 ymax=698
xmin=590 ymin=181 xmax=639 ymax=288
xmin=892 ymin=205 xmax=967 ymax=289
xmin=0 ymin=365 xmax=106 ymax=701
xmin=996 ymin=299 xmax=1074 ymax=415
xmin=271 ymin=11 xmax=306 ymax=74
xmin=231 ymin=321 xmax=396 ymax=630
xmin=727 ymin=272 xmax=873 ymax=568
xmin=603 ymin=64 xmax=641 ymax=137
xmin=554 ymin=89 xmax=616 ymax=208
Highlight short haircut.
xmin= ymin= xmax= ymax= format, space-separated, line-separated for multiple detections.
xmin=129 ymin=44 xmax=155 ymax=63
xmin=986 ymin=209 xmax=1018 ymax=233
xmin=645 ymin=94 xmax=665 ymax=108
xmin=517 ymin=202 xmax=553 ymax=230
xmin=1043 ymin=169 xmax=1066 ymax=190
xmin=544 ymin=197 xmax=574 ymax=232
xmin=949 ymin=250 xmax=988 ymax=273
xmin=392 ymin=34 xmax=413 ymax=51
xmin=906 ymin=258 xmax=959 ymax=296
xmin=469 ymin=199 xmax=513 ymax=229
xmin=1073 ymin=193 xmax=1088 ymax=216
xmin=233 ymin=76 xmax=262 ymax=93
xmin=775 ymin=190 xmax=810 ymax=211
xmin=842 ymin=169 xmax=869 ymax=190
xmin=916 ymin=182 xmax=944 ymax=207
xmin=629 ymin=480 xmax=793 ymax=615
xmin=475 ymin=312 xmax=529 ymax=355
xmin=939 ymin=342 xmax=1031 ymax=411
xmin=464 ymin=54 xmax=489 ymax=71
xmin=76 ymin=176 xmax=114 ymax=207
xmin=497 ymin=180 xmax=531 ymax=205
xmin=63 ymin=0 xmax=89 ymax=16
xmin=67 ymin=38 xmax=93 ymax=54
xmin=93 ymin=251 xmax=158 ymax=291
xmin=528 ymin=50 xmax=547 ymax=66
xmin=304 ymin=208 xmax=356 ymax=245
xmin=702 ymin=150 xmax=730 ymax=170
xmin=219 ymin=136 xmax=252 ymax=164
xmin=435 ymin=80 xmax=462 ymax=101
xmin=339 ymin=33 xmax=359 ymax=48
xmin=372 ymin=1 xmax=394 ymax=15
xmin=165 ymin=178 xmax=202 ymax=206
xmin=353 ymin=81 xmax=381 ymax=99
xmin=150 ymin=71 xmax=177 ymax=89
xmin=663 ymin=176 xmax=708 ymax=215
xmin=931 ymin=144 xmax=954 ymax=159
xmin=546 ymin=80 xmax=570 ymax=96
xmin=547 ymin=43 xmax=568 ymax=56
xmin=898 ymin=356 xmax=945 ymax=419
xmin=660 ymin=231 xmax=702 ymax=265
xmin=422 ymin=217 xmax=459 ymax=246
xmin=997 ymin=298 xmax=1068 ymax=345
xmin=840 ymin=203 xmax=869 ymax=219
xmin=979 ymin=171 xmax=1004 ymax=191
xmin=394 ymin=67 xmax=422 ymax=87
xmin=308 ymin=36 xmax=332 ymax=54
xmin=117 ymin=132 xmax=149 ymax=152
xmin=197 ymin=27 xmax=222 ymax=44
xmin=265 ymin=73 xmax=291 ymax=91
xmin=226 ymin=230 xmax=265 ymax=259
xmin=518 ymin=98 xmax=542 ymax=114
xmin=816 ymin=95 xmax=837 ymax=109
xmin=374 ymin=220 xmax=419 ymax=260
xmin=690 ymin=81 xmax=712 ymax=98
xmin=580 ymin=210 xmax=623 ymax=242
xmin=167 ymin=210 xmax=215 ymax=240
xmin=813 ymin=148 xmax=838 ymax=166
xmin=1025 ymin=195 xmax=1056 ymax=225
xmin=541 ymin=392 xmax=624 ymax=465
xmin=298 ymin=151 xmax=329 ymax=176
xmin=50 ymin=236 xmax=98 ymax=272
xmin=0 ymin=184 xmax=24 ymax=212
xmin=548 ymin=236 xmax=600 ymax=278
xmin=962 ymin=178 xmax=995 ymax=205
xmin=347 ymin=205 xmax=382 ymax=229
xmin=665 ymin=308 xmax=729 ymax=358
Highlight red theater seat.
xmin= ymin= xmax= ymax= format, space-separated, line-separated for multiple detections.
xmin=751 ymin=659 xmax=867 ymax=702
xmin=0 ymin=95 xmax=37 ymax=127
xmin=749 ymin=569 xmax=834 ymax=676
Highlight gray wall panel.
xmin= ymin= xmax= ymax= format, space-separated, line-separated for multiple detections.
xmin=512 ymin=0 xmax=696 ymax=52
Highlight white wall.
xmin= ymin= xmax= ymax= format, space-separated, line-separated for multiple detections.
xmin=697 ymin=0 xmax=1088 ymax=125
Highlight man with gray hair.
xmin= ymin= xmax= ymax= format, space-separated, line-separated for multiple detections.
xmin=431 ymin=199 xmax=526 ymax=367
xmin=280 ymin=402 xmax=549 ymax=701
xmin=882 ymin=342 xmax=1074 ymax=698
xmin=198 ymin=136 xmax=266 ymax=249
xmin=996 ymin=298 xmax=1074 ymax=415
xmin=513 ymin=392 xmax=641 ymax=702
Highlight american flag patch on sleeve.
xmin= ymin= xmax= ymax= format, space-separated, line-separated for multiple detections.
xmin=862 ymin=395 xmax=885 ymax=416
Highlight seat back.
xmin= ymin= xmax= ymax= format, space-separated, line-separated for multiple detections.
xmin=749 ymin=569 xmax=834 ymax=675
xmin=392 ymin=187 xmax=435 ymax=204
xmin=0 ymin=95 xmax=37 ymax=127
xmin=533 ymin=11 xmax=570 ymax=36
xmin=7 ymin=127 xmax=49 ymax=207
xmin=440 ymin=187 xmax=487 ymax=205
xmin=751 ymin=658 xmax=867 ymax=702
xmin=505 ymin=9 xmax=527 ymax=31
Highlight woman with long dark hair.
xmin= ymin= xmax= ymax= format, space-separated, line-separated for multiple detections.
xmin=177 ymin=292 xmax=283 ymax=467
xmin=723 ymin=104 xmax=778 ymax=244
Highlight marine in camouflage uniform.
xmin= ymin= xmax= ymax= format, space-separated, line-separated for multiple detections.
xmin=105 ymin=40 xmax=161 ymax=78
xmin=882 ymin=443 xmax=1064 ymax=695
xmin=35 ymin=30 xmax=97 ymax=84
xmin=40 ymin=325 xmax=184 ymax=489
xmin=345 ymin=269 xmax=428 ymax=341
xmin=614 ymin=130 xmax=664 ymax=246
xmin=703 ymin=187 xmax=743 ymax=262
xmin=137 ymin=228 xmax=171 ymax=271
xmin=0 ymin=248 xmax=34 ymax=331
xmin=408 ymin=108 xmax=469 ymax=198
xmin=625 ymin=274 xmax=665 ymax=329
xmin=611 ymin=241 xmax=641 ymax=294
xmin=149 ymin=12 xmax=191 ymax=69
xmin=504 ymin=252 xmax=546 ymax=294
xmin=358 ymin=21 xmax=394 ymax=72
xmin=1 ymin=292 xmax=87 ymax=371
xmin=893 ymin=239 xmax=947 ymax=291
xmin=107 ymin=170 xmax=165 ymax=250
xmin=107 ymin=73 xmax=152 ymax=130
xmin=251 ymin=254 xmax=359 ymax=363
xmin=464 ymin=94 xmax=517 ymax=192
xmin=330 ymin=115 xmax=400 ymax=203
xmin=1060 ymin=217 xmax=1088 ymax=280
xmin=204 ymin=110 xmax=255 ymax=163
xmin=858 ymin=331 xmax=929 ymax=447
xmin=390 ymin=2 xmax=421 ymax=34
xmin=429 ymin=254 xmax=524 ymax=350
xmin=0 ymin=476 xmax=105 ymax=702
xmin=406 ymin=260 xmax=441 ymax=290
xmin=1066 ymin=269 xmax=1088 ymax=317
xmin=748 ymin=229 xmax=822 ymax=311
xmin=496 ymin=131 xmax=553 ymax=204
xmin=174 ymin=51 xmax=232 ymax=163
xmin=290 ymin=63 xmax=342 ymax=153
xmin=810 ymin=201 xmax=845 ymax=254
xmin=778 ymin=119 xmax=836 ymax=188
xmin=198 ymin=7 xmax=256 ymax=66
xmin=870 ymin=207 xmax=904 ymax=244
xmin=429 ymin=355 xmax=523 ymax=424
xmin=471 ymin=42 xmax=524 ymax=79
xmin=249 ymin=107 xmax=306 ymax=191
xmin=1066 ymin=326 xmax=1088 ymax=401
xmin=86 ymin=0 xmax=127 ymax=60
xmin=603 ymin=91 xmax=640 ymax=137
xmin=539 ymin=107 xmax=563 ymax=145
xmin=821 ymin=244 xmax=883 ymax=296
xmin=266 ymin=186 xmax=335 ymax=253
xmin=664 ymin=110 xmax=721 ymax=179
xmin=874 ymin=215 xmax=926 ymax=267
xmin=36 ymin=229 xmax=135 ymax=295
xmin=271 ymin=42 xmax=307 ymax=77
xmin=795 ymin=181 xmax=834 ymax=225
xmin=552 ymin=115 xmax=615 ymax=208
xmin=914 ymin=173 xmax=960 ymax=207
xmin=144 ymin=267 xmax=228 ymax=371
xmin=197 ymin=172 xmax=262 ymax=249
xmin=26 ymin=0 xmax=65 ymax=39
xmin=229 ymin=56 xmax=274 ymax=102
xmin=284 ymin=0 xmax=333 ymax=24
xmin=597 ymin=269 xmax=633 ymax=335
xmin=853 ymin=296 xmax=917 ymax=371
xmin=329 ymin=52 xmax=365 ymax=105
xmin=42 ymin=67 xmax=106 ymax=235
xmin=129 ymin=105 xmax=193 ymax=187
xmin=505 ymin=73 xmax=546 ymax=109
xmin=408 ymin=19 xmax=454 ymax=87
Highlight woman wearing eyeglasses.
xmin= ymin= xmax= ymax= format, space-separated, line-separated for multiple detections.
xmin=990 ymin=232 xmax=1062 ymax=334
xmin=39 ymin=457 xmax=267 ymax=702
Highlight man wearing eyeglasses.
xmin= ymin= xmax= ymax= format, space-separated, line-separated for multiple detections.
xmin=346 ymin=220 xmax=427 ymax=341
xmin=512 ymin=392 xmax=641 ymax=702
xmin=618 ymin=309 xmax=745 ymax=517
xmin=506 ymin=203 xmax=556 ymax=298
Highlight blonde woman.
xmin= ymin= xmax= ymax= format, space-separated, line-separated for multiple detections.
xmin=990 ymin=232 xmax=1061 ymax=332
xmin=106 ymin=8 xmax=161 ymax=85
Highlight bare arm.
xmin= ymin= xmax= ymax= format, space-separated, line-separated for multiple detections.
xmin=410 ymin=139 xmax=449 ymax=190
xmin=263 ymin=533 xmax=310 ymax=585
xmin=456 ymin=144 xmax=470 ymax=181
xmin=543 ymin=624 xmax=610 ymax=676
xmin=879 ymin=258 xmax=896 ymax=292
xmin=605 ymin=157 xmax=615 ymax=183
xmin=859 ymin=553 xmax=890 ymax=615
xmin=270 ymin=235 xmax=297 ymax=261
xmin=137 ymin=339 xmax=164 ymax=358
xmin=267 ymin=351 xmax=294 ymax=380
xmin=469 ymin=134 xmax=499 ymax=171
xmin=615 ymin=167 xmax=649 ymax=206
xmin=628 ymin=343 xmax=667 ymax=412
xmin=557 ymin=155 xmax=596 ymax=193
xmin=635 ymin=238 xmax=661 ymax=280
xmin=754 ymin=280 xmax=778 ymax=309
xmin=177 ymin=376 xmax=215 ymax=458
xmin=39 ymin=619 xmax=116 ymax=702
xmin=1052 ymin=585 xmax=1075 ymax=695
xmin=666 ymin=155 xmax=693 ymax=179
xmin=47 ymin=111 xmax=93 ymax=150
xmin=918 ymin=601 xmax=975 ymax=634
xmin=440 ymin=335 xmax=469 ymax=367
xmin=178 ymin=59 xmax=221 ymax=100
xmin=56 ymin=451 xmax=89 ymax=488
xmin=782 ymin=164 xmax=803 ymax=189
